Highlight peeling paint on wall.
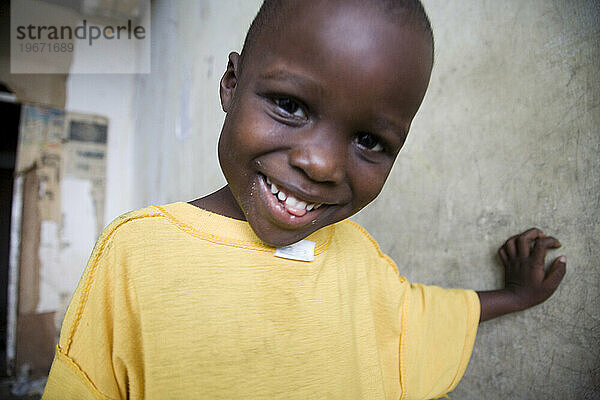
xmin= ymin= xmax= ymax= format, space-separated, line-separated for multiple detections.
xmin=36 ymin=177 xmax=96 ymax=314
xmin=8 ymin=103 xmax=108 ymax=375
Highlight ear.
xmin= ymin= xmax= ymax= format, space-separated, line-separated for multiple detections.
xmin=220 ymin=52 xmax=241 ymax=113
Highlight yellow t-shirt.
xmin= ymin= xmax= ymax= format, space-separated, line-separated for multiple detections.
xmin=43 ymin=202 xmax=479 ymax=400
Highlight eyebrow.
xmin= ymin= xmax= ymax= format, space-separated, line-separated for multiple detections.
xmin=258 ymin=69 xmax=323 ymax=97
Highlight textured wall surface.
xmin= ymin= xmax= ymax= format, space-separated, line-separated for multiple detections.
xmin=130 ymin=1 xmax=599 ymax=398
xmin=132 ymin=0 xmax=262 ymax=207
xmin=354 ymin=1 xmax=599 ymax=398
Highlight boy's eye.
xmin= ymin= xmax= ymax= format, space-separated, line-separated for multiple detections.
xmin=354 ymin=133 xmax=384 ymax=152
xmin=274 ymin=98 xmax=307 ymax=119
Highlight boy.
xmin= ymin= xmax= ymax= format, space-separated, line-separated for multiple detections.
xmin=43 ymin=0 xmax=566 ymax=399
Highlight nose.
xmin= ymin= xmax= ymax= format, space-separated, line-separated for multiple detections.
xmin=288 ymin=134 xmax=346 ymax=184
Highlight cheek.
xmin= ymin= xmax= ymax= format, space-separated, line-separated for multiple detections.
xmin=220 ymin=102 xmax=281 ymax=160
xmin=349 ymin=161 xmax=392 ymax=207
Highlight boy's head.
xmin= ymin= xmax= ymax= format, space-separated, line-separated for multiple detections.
xmin=217 ymin=0 xmax=433 ymax=247
xmin=238 ymin=0 xmax=434 ymax=74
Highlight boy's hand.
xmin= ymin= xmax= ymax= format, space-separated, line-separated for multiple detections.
xmin=499 ymin=228 xmax=566 ymax=309
xmin=477 ymin=228 xmax=567 ymax=322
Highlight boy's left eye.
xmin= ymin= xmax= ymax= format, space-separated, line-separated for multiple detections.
xmin=274 ymin=98 xmax=307 ymax=119
xmin=354 ymin=133 xmax=384 ymax=152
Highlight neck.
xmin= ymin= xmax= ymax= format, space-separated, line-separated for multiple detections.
xmin=188 ymin=185 xmax=246 ymax=221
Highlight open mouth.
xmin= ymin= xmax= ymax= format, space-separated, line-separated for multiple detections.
xmin=263 ymin=175 xmax=323 ymax=217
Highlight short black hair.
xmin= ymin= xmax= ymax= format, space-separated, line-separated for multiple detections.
xmin=239 ymin=0 xmax=434 ymax=71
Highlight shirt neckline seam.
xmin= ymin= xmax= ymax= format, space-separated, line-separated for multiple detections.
xmin=153 ymin=204 xmax=334 ymax=255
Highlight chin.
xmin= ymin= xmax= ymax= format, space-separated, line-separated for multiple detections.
xmin=248 ymin=218 xmax=319 ymax=247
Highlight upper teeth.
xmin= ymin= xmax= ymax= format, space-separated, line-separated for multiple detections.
xmin=266 ymin=177 xmax=322 ymax=211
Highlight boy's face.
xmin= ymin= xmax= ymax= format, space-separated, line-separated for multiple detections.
xmin=218 ymin=1 xmax=432 ymax=247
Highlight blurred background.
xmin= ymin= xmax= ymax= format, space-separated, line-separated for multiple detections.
xmin=0 ymin=0 xmax=598 ymax=398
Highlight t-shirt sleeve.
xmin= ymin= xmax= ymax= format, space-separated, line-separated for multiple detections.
xmin=400 ymin=283 xmax=480 ymax=400
xmin=43 ymin=213 xmax=145 ymax=400
xmin=42 ymin=350 xmax=112 ymax=399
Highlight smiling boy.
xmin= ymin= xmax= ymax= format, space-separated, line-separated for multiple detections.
xmin=195 ymin=0 xmax=432 ymax=248
xmin=43 ymin=1 xmax=566 ymax=399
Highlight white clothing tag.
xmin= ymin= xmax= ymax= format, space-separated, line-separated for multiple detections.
xmin=274 ymin=239 xmax=315 ymax=262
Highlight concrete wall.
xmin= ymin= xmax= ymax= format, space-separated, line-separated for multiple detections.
xmin=355 ymin=1 xmax=599 ymax=398
xmin=65 ymin=0 xmax=151 ymax=224
xmin=120 ymin=0 xmax=598 ymax=398
xmin=131 ymin=0 xmax=262 ymax=208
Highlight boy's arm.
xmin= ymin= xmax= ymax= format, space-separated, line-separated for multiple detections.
xmin=477 ymin=228 xmax=566 ymax=322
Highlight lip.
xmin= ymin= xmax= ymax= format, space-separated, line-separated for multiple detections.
xmin=257 ymin=173 xmax=331 ymax=229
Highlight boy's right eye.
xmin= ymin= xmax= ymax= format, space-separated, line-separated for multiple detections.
xmin=273 ymin=97 xmax=307 ymax=120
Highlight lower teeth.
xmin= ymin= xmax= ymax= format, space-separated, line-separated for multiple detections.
xmin=266 ymin=177 xmax=320 ymax=213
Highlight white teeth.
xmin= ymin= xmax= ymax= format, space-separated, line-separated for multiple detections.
xmin=266 ymin=176 xmax=323 ymax=211
xmin=285 ymin=196 xmax=298 ymax=207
